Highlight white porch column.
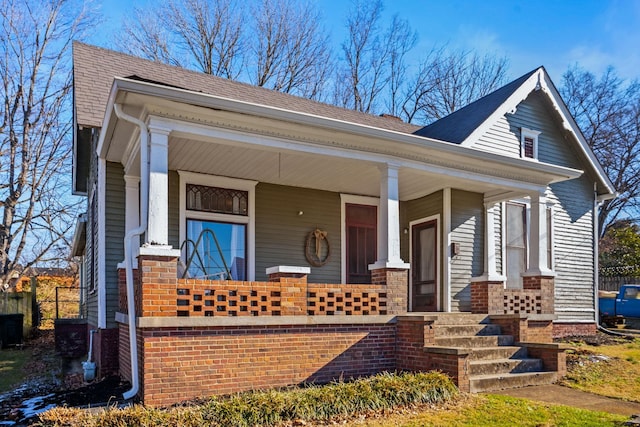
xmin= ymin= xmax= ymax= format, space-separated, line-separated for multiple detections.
xmin=123 ymin=175 xmax=140 ymax=236
xmin=526 ymin=191 xmax=554 ymax=276
xmin=369 ymin=164 xmax=409 ymax=270
xmin=146 ymin=125 xmax=170 ymax=246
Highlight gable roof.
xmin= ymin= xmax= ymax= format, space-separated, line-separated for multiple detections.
xmin=413 ymin=69 xmax=538 ymax=143
xmin=414 ymin=66 xmax=615 ymax=196
xmin=72 ymin=42 xmax=420 ymax=134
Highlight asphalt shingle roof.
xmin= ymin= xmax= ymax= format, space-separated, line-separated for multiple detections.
xmin=73 ymin=42 xmax=421 ymax=134
xmin=412 ymin=68 xmax=539 ymax=144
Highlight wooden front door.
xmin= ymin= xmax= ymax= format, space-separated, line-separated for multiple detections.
xmin=411 ymin=220 xmax=438 ymax=311
xmin=346 ymin=204 xmax=377 ymax=284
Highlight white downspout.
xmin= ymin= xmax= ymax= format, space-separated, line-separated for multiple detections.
xmin=594 ymin=182 xmax=603 ymax=325
xmin=113 ymin=104 xmax=148 ymax=400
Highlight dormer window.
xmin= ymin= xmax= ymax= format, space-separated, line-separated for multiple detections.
xmin=521 ymin=128 xmax=541 ymax=159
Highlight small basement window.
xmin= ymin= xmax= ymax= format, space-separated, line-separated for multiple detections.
xmin=521 ymin=128 xmax=541 ymax=159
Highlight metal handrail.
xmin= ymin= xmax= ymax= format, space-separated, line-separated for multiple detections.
xmin=180 ymin=229 xmax=232 ymax=280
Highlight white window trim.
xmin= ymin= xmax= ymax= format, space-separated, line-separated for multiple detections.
xmin=520 ymin=127 xmax=541 ymax=160
xmin=178 ymin=171 xmax=257 ymax=281
xmin=340 ymin=194 xmax=380 ymax=284
xmin=546 ymin=201 xmax=555 ymax=270
xmin=501 ymin=198 xmax=555 ymax=288
xmin=408 ymin=214 xmax=441 ymax=312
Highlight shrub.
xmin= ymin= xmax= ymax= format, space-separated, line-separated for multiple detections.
xmin=37 ymin=371 xmax=457 ymax=427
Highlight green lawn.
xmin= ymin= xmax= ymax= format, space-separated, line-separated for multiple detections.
xmin=353 ymin=394 xmax=626 ymax=427
xmin=0 ymin=347 xmax=33 ymax=393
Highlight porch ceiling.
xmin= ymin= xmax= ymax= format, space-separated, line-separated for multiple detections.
xmin=166 ymin=136 xmax=515 ymax=201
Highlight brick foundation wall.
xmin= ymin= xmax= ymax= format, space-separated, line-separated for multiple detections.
xmin=553 ymin=322 xmax=598 ymax=338
xmin=54 ymin=319 xmax=87 ymax=358
xmin=138 ymin=323 xmax=396 ymax=407
xmin=93 ymin=327 xmax=120 ymax=377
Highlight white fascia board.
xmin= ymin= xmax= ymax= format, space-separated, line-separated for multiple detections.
xmin=104 ymin=77 xmax=582 ymax=186
xmin=539 ymin=72 xmax=616 ymax=196
xmin=96 ymin=81 xmax=121 ymax=159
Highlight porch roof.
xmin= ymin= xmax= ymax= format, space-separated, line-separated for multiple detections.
xmin=98 ymin=76 xmax=583 ymax=201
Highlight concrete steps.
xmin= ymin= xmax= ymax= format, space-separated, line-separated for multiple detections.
xmin=470 ymin=372 xmax=558 ymax=393
xmin=425 ymin=313 xmax=557 ymax=393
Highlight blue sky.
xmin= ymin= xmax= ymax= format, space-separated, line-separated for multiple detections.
xmin=96 ymin=0 xmax=640 ymax=83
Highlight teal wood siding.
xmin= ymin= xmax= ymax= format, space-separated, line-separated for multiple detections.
xmin=86 ymin=191 xmax=98 ymax=327
xmin=509 ymin=92 xmax=596 ymax=322
xmin=473 ymin=90 xmax=596 ymax=322
xmin=474 ymin=115 xmax=521 ymax=156
xmin=168 ymin=170 xmax=180 ymax=248
xmin=105 ymin=162 xmax=125 ymax=328
xmin=403 ymin=191 xmax=443 ymax=262
xmin=450 ymin=190 xmax=484 ymax=312
xmin=548 ymin=177 xmax=595 ymax=322
xmin=255 ymin=183 xmax=341 ymax=283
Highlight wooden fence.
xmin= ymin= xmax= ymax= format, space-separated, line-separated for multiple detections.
xmin=0 ymin=288 xmax=37 ymax=337
xmin=599 ymin=276 xmax=640 ymax=292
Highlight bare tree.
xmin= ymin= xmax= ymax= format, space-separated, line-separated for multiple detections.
xmin=401 ymin=47 xmax=509 ymax=124
xmin=385 ymin=15 xmax=417 ymax=117
xmin=118 ymin=7 xmax=179 ymax=67
xmin=249 ymin=0 xmax=332 ymax=99
xmin=561 ymin=65 xmax=640 ymax=236
xmin=337 ymin=0 xmax=390 ymax=113
xmin=118 ymin=0 xmax=246 ymax=79
xmin=0 ymin=0 xmax=89 ymax=288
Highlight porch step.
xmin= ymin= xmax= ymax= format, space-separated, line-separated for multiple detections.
xmin=468 ymin=346 xmax=529 ymax=361
xmin=435 ymin=334 xmax=514 ymax=348
xmin=434 ymin=323 xmax=502 ymax=337
xmin=469 ymin=358 xmax=543 ymax=376
xmin=431 ymin=313 xmax=491 ymax=325
xmin=470 ymin=371 xmax=558 ymax=393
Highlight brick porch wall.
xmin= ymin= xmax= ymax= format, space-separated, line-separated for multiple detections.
xmin=137 ymin=323 xmax=396 ymax=407
xmin=471 ymin=276 xmax=554 ymax=316
xmin=371 ymin=268 xmax=408 ymax=314
xmin=395 ymin=316 xmax=471 ymax=393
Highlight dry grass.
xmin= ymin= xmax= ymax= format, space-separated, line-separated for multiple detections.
xmin=561 ymin=338 xmax=640 ymax=402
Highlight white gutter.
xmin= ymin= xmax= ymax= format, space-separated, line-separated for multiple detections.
xmin=113 ymin=104 xmax=148 ymax=401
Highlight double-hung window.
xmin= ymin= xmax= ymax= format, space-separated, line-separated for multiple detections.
xmin=504 ymin=200 xmax=554 ymax=289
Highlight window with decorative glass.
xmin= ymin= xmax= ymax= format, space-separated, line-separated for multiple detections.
xmin=184 ymin=184 xmax=248 ymax=280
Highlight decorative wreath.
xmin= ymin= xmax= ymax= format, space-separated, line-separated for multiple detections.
xmin=305 ymin=228 xmax=330 ymax=267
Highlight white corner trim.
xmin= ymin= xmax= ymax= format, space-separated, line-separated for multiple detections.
xmin=265 ymin=266 xmax=311 ymax=275
xmin=178 ymin=171 xmax=257 ymax=281
xmin=98 ymin=158 xmax=107 ymax=329
xmin=443 ymin=188 xmax=451 ymax=312
xmin=340 ymin=194 xmax=380 ymax=283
